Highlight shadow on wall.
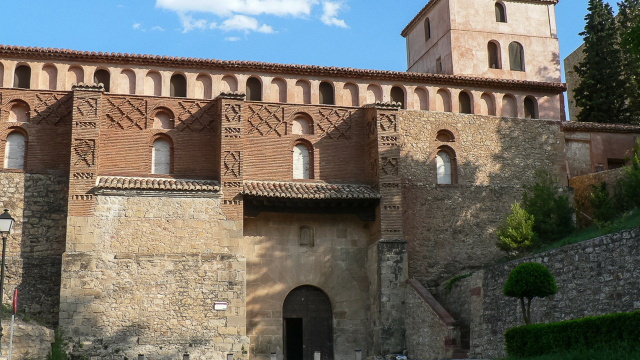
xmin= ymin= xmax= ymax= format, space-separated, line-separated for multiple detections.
xmin=399 ymin=111 xmax=566 ymax=288
xmin=535 ymin=51 xmax=562 ymax=83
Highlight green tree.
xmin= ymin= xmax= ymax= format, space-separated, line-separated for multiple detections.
xmin=496 ymin=202 xmax=535 ymax=256
xmin=522 ymin=170 xmax=574 ymax=246
xmin=618 ymin=0 xmax=640 ymax=123
xmin=618 ymin=139 xmax=640 ymax=208
xmin=574 ymin=0 xmax=628 ymax=123
xmin=503 ymin=262 xmax=557 ymax=325
xmin=590 ymin=182 xmax=617 ymax=225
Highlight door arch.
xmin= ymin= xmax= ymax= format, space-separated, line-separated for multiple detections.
xmin=283 ymin=285 xmax=333 ymax=360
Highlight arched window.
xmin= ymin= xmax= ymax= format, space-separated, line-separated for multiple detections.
xmin=436 ymin=89 xmax=451 ymax=112
xmin=9 ymin=102 xmax=29 ymax=123
xmin=295 ymin=80 xmax=311 ymax=104
xmin=488 ymin=41 xmax=501 ymax=69
xmin=459 ymin=92 xmax=472 ymax=114
xmin=246 ymin=77 xmax=262 ymax=101
xmin=170 ymin=74 xmax=187 ymax=97
xmin=524 ymin=96 xmax=538 ymax=119
xmin=222 ymin=75 xmax=238 ymax=93
xmin=424 ymin=18 xmax=431 ymax=41
xmin=4 ymin=132 xmax=26 ymax=170
xmin=293 ymin=143 xmax=312 ymax=179
xmin=366 ymin=84 xmax=382 ymax=104
xmin=145 ymin=71 xmax=162 ymax=96
xmin=292 ymin=116 xmax=312 ymax=135
xmin=14 ymin=65 xmax=31 ymax=89
xmin=390 ymin=86 xmax=406 ymax=109
xmin=319 ymin=81 xmax=334 ymax=105
xmin=495 ymin=2 xmax=506 ymax=23
xmin=343 ymin=83 xmax=359 ymax=107
xmin=436 ymin=149 xmax=456 ymax=185
xmin=480 ymin=93 xmax=496 ymax=116
xmin=502 ymin=94 xmax=517 ymax=117
xmin=509 ymin=42 xmax=525 ymax=71
xmin=152 ymin=138 xmax=171 ymax=174
xmin=436 ymin=130 xmax=455 ymax=143
xmin=195 ymin=74 xmax=212 ymax=99
xmin=153 ymin=110 xmax=174 ymax=129
xmin=414 ymin=88 xmax=429 ymax=111
xmin=94 ymin=69 xmax=110 ymax=92
xmin=67 ymin=66 xmax=84 ymax=90
xmin=271 ymin=78 xmax=287 ymax=103
xmin=120 ymin=69 xmax=136 ymax=94
xmin=41 ymin=65 xmax=58 ymax=90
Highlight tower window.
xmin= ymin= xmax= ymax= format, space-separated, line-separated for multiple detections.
xmin=509 ymin=42 xmax=525 ymax=71
xmin=488 ymin=41 xmax=501 ymax=69
xmin=293 ymin=143 xmax=311 ymax=179
xmin=436 ymin=150 xmax=454 ymax=185
xmin=319 ymin=82 xmax=334 ymax=105
xmin=152 ymin=138 xmax=171 ymax=174
xmin=170 ymin=74 xmax=187 ymax=97
xmin=390 ymin=86 xmax=405 ymax=109
xmin=424 ymin=18 xmax=431 ymax=41
xmin=459 ymin=92 xmax=472 ymax=114
xmin=524 ymin=96 xmax=538 ymax=119
xmin=495 ymin=3 xmax=507 ymax=23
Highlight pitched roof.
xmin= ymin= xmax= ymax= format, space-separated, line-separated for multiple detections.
xmin=0 ymin=45 xmax=565 ymax=93
xmin=562 ymin=121 xmax=640 ymax=134
xmin=401 ymin=0 xmax=560 ymax=37
xmin=243 ymin=181 xmax=380 ymax=200
xmin=95 ymin=176 xmax=221 ymax=192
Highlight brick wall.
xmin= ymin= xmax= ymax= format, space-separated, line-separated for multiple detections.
xmin=242 ymin=102 xmax=367 ymax=182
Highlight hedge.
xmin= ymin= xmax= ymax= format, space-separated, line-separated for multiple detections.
xmin=505 ymin=311 xmax=640 ymax=357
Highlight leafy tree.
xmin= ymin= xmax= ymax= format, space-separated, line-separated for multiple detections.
xmin=590 ymin=182 xmax=618 ymax=226
xmin=504 ymin=262 xmax=557 ymax=325
xmin=496 ymin=202 xmax=535 ymax=256
xmin=618 ymin=139 xmax=640 ymax=208
xmin=574 ymin=0 xmax=628 ymax=123
xmin=618 ymin=0 xmax=640 ymax=122
xmin=522 ymin=170 xmax=574 ymax=246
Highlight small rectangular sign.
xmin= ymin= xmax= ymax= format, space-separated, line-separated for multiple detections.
xmin=214 ymin=302 xmax=228 ymax=311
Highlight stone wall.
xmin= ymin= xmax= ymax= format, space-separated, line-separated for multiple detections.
xmin=60 ymin=193 xmax=248 ymax=360
xmin=0 ymin=318 xmax=55 ymax=359
xmin=435 ymin=226 xmax=640 ymax=359
xmin=244 ymin=212 xmax=373 ymax=360
xmin=0 ymin=171 xmax=68 ymax=325
xmin=398 ymin=110 xmax=567 ymax=285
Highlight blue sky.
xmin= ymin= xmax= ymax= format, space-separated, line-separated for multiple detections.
xmin=0 ymin=0 xmax=619 ymax=81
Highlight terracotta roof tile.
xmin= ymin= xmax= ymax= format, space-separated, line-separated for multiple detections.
xmin=401 ymin=0 xmax=559 ymax=37
xmin=0 ymin=44 xmax=565 ymax=93
xmin=96 ymin=176 xmax=220 ymax=192
xmin=562 ymin=121 xmax=640 ymax=134
xmin=243 ymin=181 xmax=380 ymax=200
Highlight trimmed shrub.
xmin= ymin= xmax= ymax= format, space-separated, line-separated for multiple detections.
xmin=505 ymin=311 xmax=640 ymax=357
xmin=496 ymin=202 xmax=535 ymax=256
xmin=504 ymin=263 xmax=557 ymax=325
xmin=590 ymin=182 xmax=618 ymax=226
xmin=619 ymin=139 xmax=640 ymax=208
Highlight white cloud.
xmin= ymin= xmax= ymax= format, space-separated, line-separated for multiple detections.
xmin=214 ymin=15 xmax=274 ymax=33
xmin=178 ymin=12 xmax=209 ymax=33
xmin=151 ymin=26 xmax=166 ymax=32
xmin=225 ymin=36 xmax=241 ymax=42
xmin=156 ymin=0 xmax=318 ymax=17
xmin=321 ymin=1 xmax=348 ymax=28
xmin=133 ymin=23 xmax=146 ymax=31
xmin=155 ymin=0 xmax=347 ymax=34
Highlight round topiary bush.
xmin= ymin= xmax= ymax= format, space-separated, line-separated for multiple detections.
xmin=504 ymin=262 xmax=557 ymax=324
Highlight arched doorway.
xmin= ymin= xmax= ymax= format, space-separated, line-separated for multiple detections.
xmin=283 ymin=286 xmax=333 ymax=360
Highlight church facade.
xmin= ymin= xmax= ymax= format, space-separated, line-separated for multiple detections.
xmin=0 ymin=0 xmax=566 ymax=359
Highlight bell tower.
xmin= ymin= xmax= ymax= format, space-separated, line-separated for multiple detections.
xmin=402 ymin=0 xmax=561 ymax=83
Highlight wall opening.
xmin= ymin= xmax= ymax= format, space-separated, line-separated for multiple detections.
xmin=391 ymin=86 xmax=406 ymax=109
xmin=293 ymin=143 xmax=311 ymax=179
xmin=283 ymin=286 xmax=333 ymax=360
xmin=459 ymin=92 xmax=472 ymax=114
xmin=424 ymin=17 xmax=431 ymax=41
xmin=495 ymin=2 xmax=507 ymax=22
xmin=246 ymin=77 xmax=262 ymax=101
xmin=488 ymin=41 xmax=501 ymax=69
xmin=94 ymin=69 xmax=111 ymax=92
xmin=509 ymin=42 xmax=525 ymax=71
xmin=319 ymin=81 xmax=335 ymax=105
xmin=4 ymin=132 xmax=26 ymax=170
xmin=9 ymin=102 xmax=30 ymax=123
xmin=14 ymin=65 xmax=31 ymax=89
xmin=170 ymin=74 xmax=187 ymax=97
xmin=152 ymin=138 xmax=171 ymax=174
xmin=524 ymin=96 xmax=538 ymax=119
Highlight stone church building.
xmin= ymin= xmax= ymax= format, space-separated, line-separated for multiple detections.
xmin=0 ymin=0 xmax=567 ymax=359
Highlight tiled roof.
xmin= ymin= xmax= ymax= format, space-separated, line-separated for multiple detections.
xmin=96 ymin=176 xmax=220 ymax=192
xmin=243 ymin=181 xmax=380 ymax=200
xmin=562 ymin=121 xmax=640 ymax=134
xmin=0 ymin=45 xmax=565 ymax=93
xmin=401 ymin=0 xmax=559 ymax=37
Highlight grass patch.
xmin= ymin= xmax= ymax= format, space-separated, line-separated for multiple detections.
xmin=503 ymin=342 xmax=640 ymax=360
xmin=533 ymin=208 xmax=640 ymax=254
